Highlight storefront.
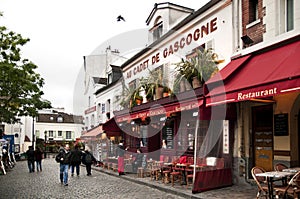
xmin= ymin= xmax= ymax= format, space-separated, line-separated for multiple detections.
xmin=205 ymin=36 xmax=300 ymax=180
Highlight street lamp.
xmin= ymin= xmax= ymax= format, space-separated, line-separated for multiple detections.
xmin=32 ymin=117 xmax=35 ymax=148
xmin=44 ymin=131 xmax=47 ymax=159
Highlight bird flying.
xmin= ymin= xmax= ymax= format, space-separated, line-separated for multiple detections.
xmin=117 ymin=15 xmax=125 ymax=22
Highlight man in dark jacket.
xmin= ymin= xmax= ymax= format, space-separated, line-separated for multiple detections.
xmin=70 ymin=145 xmax=82 ymax=176
xmin=82 ymin=146 xmax=96 ymax=176
xmin=132 ymin=148 xmax=143 ymax=173
xmin=26 ymin=146 xmax=35 ymax=173
xmin=56 ymin=144 xmax=71 ymax=186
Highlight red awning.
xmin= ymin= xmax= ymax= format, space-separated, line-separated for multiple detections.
xmin=102 ymin=118 xmax=122 ymax=137
xmin=206 ymin=39 xmax=300 ymax=106
xmin=81 ymin=125 xmax=103 ymax=141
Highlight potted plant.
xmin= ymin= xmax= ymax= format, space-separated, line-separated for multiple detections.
xmin=143 ymin=68 xmax=166 ymax=100
xmin=173 ymin=48 xmax=219 ymax=91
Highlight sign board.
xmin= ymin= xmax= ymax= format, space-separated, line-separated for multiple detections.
xmin=274 ymin=113 xmax=288 ymax=136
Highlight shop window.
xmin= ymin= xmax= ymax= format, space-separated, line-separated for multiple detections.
xmin=162 ymin=118 xmax=174 ymax=149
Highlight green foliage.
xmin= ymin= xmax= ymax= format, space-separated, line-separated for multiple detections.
xmin=173 ymin=49 xmax=219 ymax=92
xmin=0 ymin=22 xmax=51 ymax=123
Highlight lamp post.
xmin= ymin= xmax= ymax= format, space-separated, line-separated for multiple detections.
xmin=44 ymin=131 xmax=47 ymax=159
xmin=32 ymin=117 xmax=35 ymax=148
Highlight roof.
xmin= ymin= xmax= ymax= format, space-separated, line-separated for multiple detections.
xmin=37 ymin=112 xmax=83 ymax=124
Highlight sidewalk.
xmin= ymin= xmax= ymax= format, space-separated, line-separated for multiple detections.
xmin=92 ymin=165 xmax=257 ymax=199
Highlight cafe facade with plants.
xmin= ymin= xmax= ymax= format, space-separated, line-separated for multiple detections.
xmin=105 ymin=1 xmax=237 ymax=192
xmin=98 ymin=0 xmax=300 ymax=192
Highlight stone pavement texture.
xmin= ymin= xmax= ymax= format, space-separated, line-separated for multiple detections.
xmin=92 ymin=165 xmax=258 ymax=199
xmin=0 ymin=158 xmax=258 ymax=199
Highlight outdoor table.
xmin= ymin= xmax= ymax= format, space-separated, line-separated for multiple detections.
xmin=256 ymin=171 xmax=295 ymax=199
xmin=282 ymin=167 xmax=300 ymax=173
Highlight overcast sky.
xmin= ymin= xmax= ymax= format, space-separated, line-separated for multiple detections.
xmin=1 ymin=0 xmax=209 ymax=115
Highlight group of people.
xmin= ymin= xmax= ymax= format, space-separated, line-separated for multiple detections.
xmin=25 ymin=146 xmax=43 ymax=173
xmin=55 ymin=144 xmax=96 ymax=186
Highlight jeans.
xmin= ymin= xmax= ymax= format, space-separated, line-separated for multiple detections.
xmin=36 ymin=160 xmax=42 ymax=171
xmin=60 ymin=164 xmax=69 ymax=185
xmin=27 ymin=160 xmax=35 ymax=172
xmin=71 ymin=164 xmax=80 ymax=175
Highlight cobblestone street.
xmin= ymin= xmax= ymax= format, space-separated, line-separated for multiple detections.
xmin=0 ymin=158 xmax=186 ymax=199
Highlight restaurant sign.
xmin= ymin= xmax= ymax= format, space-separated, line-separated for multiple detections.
xmin=115 ymin=100 xmax=202 ymax=123
xmin=126 ymin=17 xmax=218 ymax=79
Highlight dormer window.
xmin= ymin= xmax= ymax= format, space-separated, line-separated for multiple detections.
xmin=57 ymin=115 xmax=63 ymax=123
xmin=151 ymin=16 xmax=163 ymax=41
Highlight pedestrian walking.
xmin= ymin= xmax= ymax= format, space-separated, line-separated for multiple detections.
xmin=34 ymin=147 xmax=43 ymax=172
xmin=82 ymin=146 xmax=96 ymax=176
xmin=26 ymin=146 xmax=35 ymax=173
xmin=70 ymin=145 xmax=82 ymax=176
xmin=55 ymin=144 xmax=71 ymax=186
xmin=116 ymin=140 xmax=128 ymax=176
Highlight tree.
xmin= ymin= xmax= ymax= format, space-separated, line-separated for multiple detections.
xmin=0 ymin=15 xmax=51 ymax=123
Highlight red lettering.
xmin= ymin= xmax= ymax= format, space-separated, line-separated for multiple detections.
xmin=163 ymin=48 xmax=168 ymax=58
xmin=210 ymin=17 xmax=217 ymax=32
xmin=201 ymin=23 xmax=209 ymax=37
xmin=174 ymin=41 xmax=179 ymax=52
xmin=180 ymin=37 xmax=185 ymax=48
xmin=168 ymin=45 xmax=174 ymax=56
xmin=186 ymin=33 xmax=192 ymax=45
xmin=133 ymin=67 xmax=137 ymax=75
xmin=194 ymin=28 xmax=200 ymax=41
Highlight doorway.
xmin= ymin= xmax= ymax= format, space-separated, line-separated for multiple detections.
xmin=252 ymin=105 xmax=273 ymax=171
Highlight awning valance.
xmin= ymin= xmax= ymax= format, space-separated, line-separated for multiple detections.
xmin=81 ymin=125 xmax=103 ymax=141
xmin=115 ymin=98 xmax=203 ymax=123
xmin=206 ymin=38 xmax=300 ymax=106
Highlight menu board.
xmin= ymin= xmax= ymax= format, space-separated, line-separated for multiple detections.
xmin=165 ymin=126 xmax=174 ymax=149
xmin=274 ymin=113 xmax=288 ymax=136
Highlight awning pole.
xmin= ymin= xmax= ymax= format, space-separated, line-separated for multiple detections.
xmin=193 ymin=118 xmax=199 ymax=184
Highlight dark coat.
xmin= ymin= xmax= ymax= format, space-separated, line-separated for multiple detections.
xmin=133 ymin=153 xmax=143 ymax=167
xmin=26 ymin=148 xmax=35 ymax=161
xmin=57 ymin=148 xmax=71 ymax=164
xmin=34 ymin=148 xmax=43 ymax=161
xmin=116 ymin=144 xmax=125 ymax=157
xmin=82 ymin=151 xmax=96 ymax=165
xmin=70 ymin=148 xmax=82 ymax=165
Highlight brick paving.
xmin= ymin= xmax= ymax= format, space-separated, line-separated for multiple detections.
xmin=0 ymin=158 xmax=257 ymax=198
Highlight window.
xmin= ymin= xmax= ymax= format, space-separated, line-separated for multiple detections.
xmin=249 ymin=0 xmax=258 ymax=23
xmin=91 ymin=114 xmax=95 ymax=128
xmin=106 ymin=99 xmax=111 ymax=113
xmin=151 ymin=17 xmax=163 ymax=41
xmin=153 ymin=23 xmax=163 ymax=41
xmin=66 ymin=131 xmax=71 ymax=139
xmin=108 ymin=73 xmax=112 ymax=84
xmin=279 ymin=0 xmax=294 ymax=33
xmin=101 ymin=104 xmax=105 ymax=113
xmin=48 ymin=130 xmax=54 ymax=138
xmin=58 ymin=131 xmax=62 ymax=137
xmin=57 ymin=115 xmax=63 ymax=123
xmin=286 ymin=0 xmax=294 ymax=31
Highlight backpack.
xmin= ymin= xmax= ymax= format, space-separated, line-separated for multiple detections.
xmin=85 ymin=153 xmax=92 ymax=164
xmin=55 ymin=153 xmax=61 ymax=163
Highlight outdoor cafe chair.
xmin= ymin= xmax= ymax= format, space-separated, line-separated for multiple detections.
xmin=274 ymin=171 xmax=300 ymax=199
xmin=275 ymin=163 xmax=288 ymax=172
xmin=251 ymin=166 xmax=269 ymax=199
xmin=274 ymin=163 xmax=289 ymax=186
